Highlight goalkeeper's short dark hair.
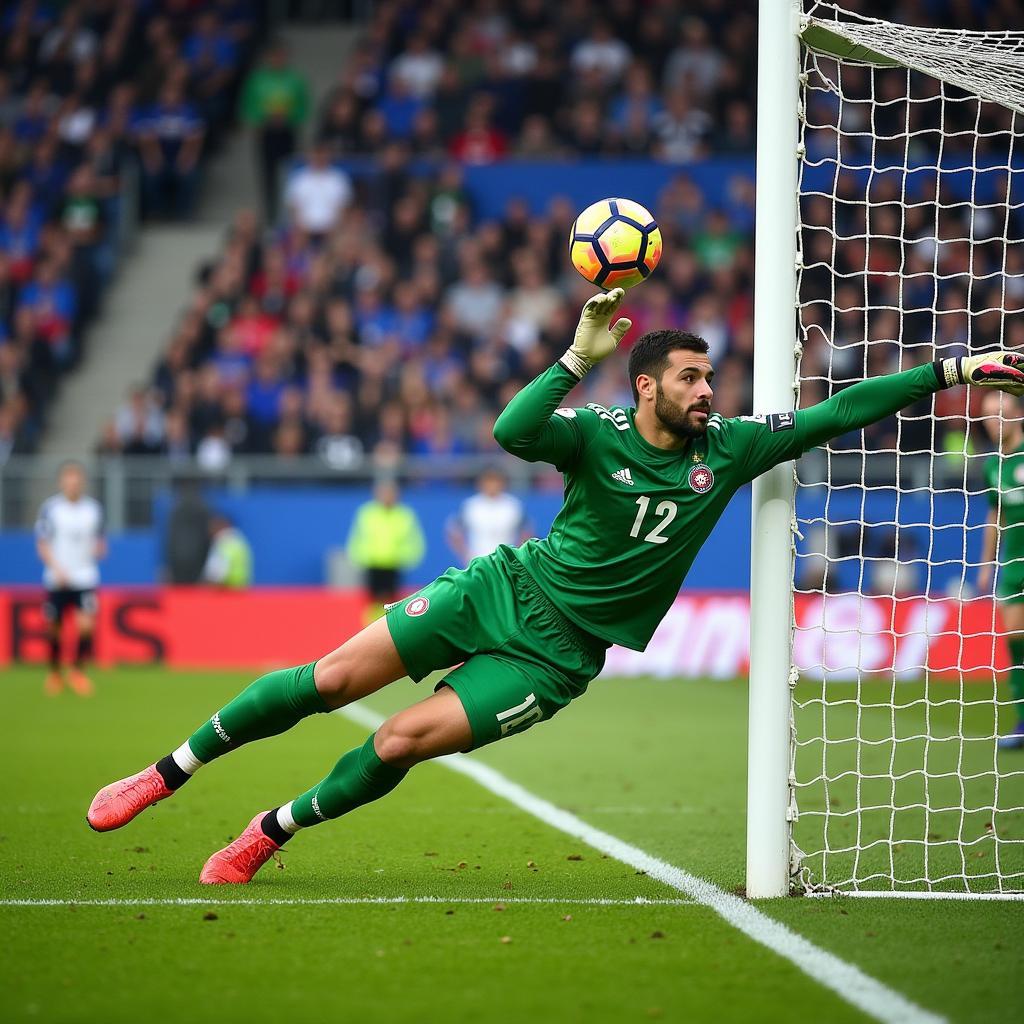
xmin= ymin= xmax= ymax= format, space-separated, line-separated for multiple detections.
xmin=627 ymin=330 xmax=710 ymax=404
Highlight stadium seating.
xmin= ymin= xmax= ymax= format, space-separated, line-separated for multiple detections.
xmin=88 ymin=0 xmax=1020 ymax=466
xmin=0 ymin=0 xmax=262 ymax=460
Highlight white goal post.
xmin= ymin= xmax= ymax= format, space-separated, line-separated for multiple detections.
xmin=747 ymin=0 xmax=1024 ymax=898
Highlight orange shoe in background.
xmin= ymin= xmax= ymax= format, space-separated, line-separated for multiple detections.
xmin=43 ymin=670 xmax=64 ymax=696
xmin=87 ymin=764 xmax=174 ymax=832
xmin=67 ymin=669 xmax=94 ymax=697
xmin=200 ymin=813 xmax=280 ymax=884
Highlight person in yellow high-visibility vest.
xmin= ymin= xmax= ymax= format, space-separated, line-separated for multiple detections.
xmin=347 ymin=480 xmax=425 ymax=620
xmin=202 ymin=516 xmax=254 ymax=589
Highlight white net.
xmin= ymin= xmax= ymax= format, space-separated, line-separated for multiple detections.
xmin=790 ymin=3 xmax=1024 ymax=894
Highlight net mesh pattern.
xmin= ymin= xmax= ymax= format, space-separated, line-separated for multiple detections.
xmin=791 ymin=5 xmax=1024 ymax=894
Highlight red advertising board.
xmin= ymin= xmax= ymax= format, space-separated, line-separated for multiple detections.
xmin=0 ymin=587 xmax=1010 ymax=679
xmin=599 ymin=593 xmax=1006 ymax=680
xmin=0 ymin=587 xmax=366 ymax=670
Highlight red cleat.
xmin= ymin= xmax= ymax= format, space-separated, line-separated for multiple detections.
xmin=43 ymin=670 xmax=64 ymax=696
xmin=68 ymin=669 xmax=94 ymax=697
xmin=87 ymin=764 xmax=174 ymax=832
xmin=200 ymin=813 xmax=280 ymax=885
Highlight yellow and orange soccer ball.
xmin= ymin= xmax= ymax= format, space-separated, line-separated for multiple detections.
xmin=568 ymin=197 xmax=662 ymax=290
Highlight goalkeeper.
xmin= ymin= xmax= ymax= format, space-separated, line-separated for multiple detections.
xmin=86 ymin=289 xmax=1024 ymax=883
xmin=978 ymin=391 xmax=1024 ymax=750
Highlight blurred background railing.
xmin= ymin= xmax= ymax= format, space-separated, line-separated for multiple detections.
xmin=0 ymin=449 xmax=988 ymax=531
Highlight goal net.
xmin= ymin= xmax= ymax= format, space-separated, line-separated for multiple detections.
xmin=789 ymin=2 xmax=1024 ymax=896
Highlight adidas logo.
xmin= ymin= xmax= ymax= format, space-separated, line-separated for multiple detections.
xmin=611 ymin=468 xmax=634 ymax=486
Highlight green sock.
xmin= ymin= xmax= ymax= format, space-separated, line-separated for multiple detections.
xmin=187 ymin=662 xmax=329 ymax=764
xmin=289 ymin=733 xmax=408 ymax=828
xmin=1008 ymin=637 xmax=1024 ymax=724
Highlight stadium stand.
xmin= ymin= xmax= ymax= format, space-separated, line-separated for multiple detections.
xmin=92 ymin=0 xmax=1022 ymax=468
xmin=0 ymin=0 xmax=1008 ymax=470
xmin=0 ymin=0 xmax=264 ymax=461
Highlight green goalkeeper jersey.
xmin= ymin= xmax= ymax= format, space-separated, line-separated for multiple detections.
xmin=494 ymin=361 xmax=946 ymax=651
xmin=984 ymin=443 xmax=1024 ymax=569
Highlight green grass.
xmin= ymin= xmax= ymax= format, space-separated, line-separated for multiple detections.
xmin=0 ymin=667 xmax=1021 ymax=1023
xmin=791 ymin=679 xmax=1024 ymax=891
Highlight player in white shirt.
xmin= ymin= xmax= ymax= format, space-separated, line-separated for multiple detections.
xmin=446 ymin=468 xmax=531 ymax=565
xmin=284 ymin=142 xmax=352 ymax=237
xmin=35 ymin=461 xmax=107 ymax=696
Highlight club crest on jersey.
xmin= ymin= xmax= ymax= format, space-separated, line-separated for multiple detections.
xmin=405 ymin=597 xmax=430 ymax=617
xmin=688 ymin=463 xmax=714 ymax=494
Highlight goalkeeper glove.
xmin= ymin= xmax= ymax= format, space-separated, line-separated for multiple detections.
xmin=559 ymin=288 xmax=633 ymax=379
xmin=941 ymin=351 xmax=1024 ymax=396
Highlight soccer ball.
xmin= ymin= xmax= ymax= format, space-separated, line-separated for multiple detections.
xmin=568 ymin=198 xmax=662 ymax=290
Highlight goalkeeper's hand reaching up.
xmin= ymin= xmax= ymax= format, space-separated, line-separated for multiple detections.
xmin=942 ymin=351 xmax=1024 ymax=396
xmin=559 ymin=288 xmax=633 ymax=379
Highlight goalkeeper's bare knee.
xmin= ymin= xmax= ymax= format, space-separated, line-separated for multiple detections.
xmin=375 ymin=689 xmax=473 ymax=769
xmin=312 ymin=616 xmax=408 ymax=708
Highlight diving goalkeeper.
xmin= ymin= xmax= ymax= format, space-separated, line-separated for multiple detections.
xmin=86 ymin=289 xmax=1024 ymax=883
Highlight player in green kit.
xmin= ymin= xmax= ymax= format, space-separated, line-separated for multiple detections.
xmin=86 ymin=289 xmax=1024 ymax=882
xmin=978 ymin=391 xmax=1024 ymax=749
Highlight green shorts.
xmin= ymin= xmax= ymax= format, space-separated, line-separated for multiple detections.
xmin=998 ymin=563 xmax=1024 ymax=604
xmin=385 ymin=546 xmax=607 ymax=750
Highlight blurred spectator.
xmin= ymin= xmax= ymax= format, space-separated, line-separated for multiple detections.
xmin=448 ymin=96 xmax=507 ymax=164
xmin=40 ymin=6 xmax=98 ymax=71
xmin=315 ymin=392 xmax=364 ymax=470
xmin=201 ymin=514 xmax=253 ymax=589
xmin=446 ymin=468 xmax=531 ymax=565
xmin=0 ymin=402 xmax=19 ymax=464
xmin=164 ymin=479 xmax=212 ymax=584
xmin=444 ymin=262 xmax=503 ymax=341
xmin=241 ymin=39 xmax=310 ymax=222
xmin=114 ymin=384 xmax=165 ymax=455
xmin=664 ymin=18 xmax=724 ymax=97
xmin=196 ymin=423 xmax=232 ymax=473
xmin=652 ymin=90 xmax=711 ymax=162
xmin=135 ymin=80 xmax=206 ymax=220
xmin=284 ymin=141 xmax=353 ymax=237
xmin=0 ymin=184 xmax=43 ymax=283
xmin=390 ymin=34 xmax=444 ymax=100
xmin=347 ymin=479 xmax=425 ymax=613
xmin=18 ymin=258 xmax=77 ymax=367
xmin=182 ymin=11 xmax=240 ymax=140
xmin=571 ymin=21 xmax=632 ymax=87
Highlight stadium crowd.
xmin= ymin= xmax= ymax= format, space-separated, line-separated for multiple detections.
xmin=95 ymin=163 xmax=760 ymax=467
xmin=90 ymin=0 xmax=1024 ymax=466
xmin=0 ymin=0 xmax=264 ymax=461
xmin=0 ymin=0 xmax=1015 ymax=468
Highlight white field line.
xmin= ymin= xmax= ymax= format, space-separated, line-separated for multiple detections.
xmin=0 ymin=897 xmax=689 ymax=908
xmin=806 ymin=890 xmax=1024 ymax=902
xmin=340 ymin=703 xmax=945 ymax=1024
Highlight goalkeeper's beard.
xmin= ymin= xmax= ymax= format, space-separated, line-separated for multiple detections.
xmin=654 ymin=382 xmax=710 ymax=440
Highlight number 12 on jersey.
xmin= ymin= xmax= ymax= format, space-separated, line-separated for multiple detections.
xmin=629 ymin=495 xmax=677 ymax=545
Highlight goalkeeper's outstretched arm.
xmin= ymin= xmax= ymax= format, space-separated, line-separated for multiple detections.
xmin=798 ymin=352 xmax=1024 ymax=452
xmin=740 ymin=351 xmax=1024 ymax=478
xmin=493 ymin=289 xmax=632 ymax=468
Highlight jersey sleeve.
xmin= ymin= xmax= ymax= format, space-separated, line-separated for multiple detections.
xmin=716 ymin=412 xmax=805 ymax=482
xmin=726 ymin=362 xmax=946 ymax=481
xmin=34 ymin=499 xmax=54 ymax=541
xmin=493 ymin=363 xmax=589 ymax=471
xmin=984 ymin=455 xmax=1000 ymax=509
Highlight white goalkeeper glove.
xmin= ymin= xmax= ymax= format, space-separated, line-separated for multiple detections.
xmin=559 ymin=288 xmax=633 ymax=379
xmin=941 ymin=351 xmax=1024 ymax=396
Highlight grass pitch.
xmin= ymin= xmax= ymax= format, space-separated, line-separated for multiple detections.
xmin=1 ymin=666 xmax=1021 ymax=1024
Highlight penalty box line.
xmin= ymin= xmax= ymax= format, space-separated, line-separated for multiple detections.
xmin=339 ymin=703 xmax=947 ymax=1024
